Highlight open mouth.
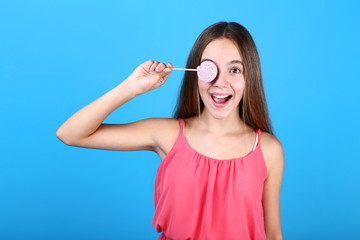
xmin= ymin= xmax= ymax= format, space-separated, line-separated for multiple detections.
xmin=211 ymin=94 xmax=232 ymax=105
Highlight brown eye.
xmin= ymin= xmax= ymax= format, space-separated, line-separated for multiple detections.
xmin=230 ymin=68 xmax=241 ymax=74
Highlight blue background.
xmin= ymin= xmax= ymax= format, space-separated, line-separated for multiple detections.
xmin=1 ymin=0 xmax=359 ymax=239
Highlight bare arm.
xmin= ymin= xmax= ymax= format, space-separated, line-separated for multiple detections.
xmin=262 ymin=133 xmax=285 ymax=240
xmin=56 ymin=60 xmax=173 ymax=150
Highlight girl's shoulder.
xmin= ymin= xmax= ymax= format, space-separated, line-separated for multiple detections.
xmin=147 ymin=118 xmax=182 ymax=160
xmin=259 ymin=131 xmax=284 ymax=178
xmin=152 ymin=117 xmax=180 ymax=127
xmin=146 ymin=117 xmax=181 ymax=135
xmin=260 ymin=131 xmax=283 ymax=154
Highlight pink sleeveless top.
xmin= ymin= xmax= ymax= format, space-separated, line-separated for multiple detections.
xmin=152 ymin=119 xmax=267 ymax=240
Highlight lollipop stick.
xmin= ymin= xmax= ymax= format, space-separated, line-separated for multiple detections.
xmin=172 ymin=68 xmax=197 ymax=72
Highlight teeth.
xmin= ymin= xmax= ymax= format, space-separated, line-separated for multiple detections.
xmin=213 ymin=94 xmax=230 ymax=98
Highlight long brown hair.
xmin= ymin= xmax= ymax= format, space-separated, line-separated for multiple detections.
xmin=173 ymin=22 xmax=274 ymax=135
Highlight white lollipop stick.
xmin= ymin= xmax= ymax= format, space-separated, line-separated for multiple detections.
xmin=172 ymin=68 xmax=197 ymax=71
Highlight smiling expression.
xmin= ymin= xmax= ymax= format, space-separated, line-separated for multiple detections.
xmin=198 ymin=38 xmax=245 ymax=120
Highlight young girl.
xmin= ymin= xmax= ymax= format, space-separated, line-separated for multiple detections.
xmin=57 ymin=22 xmax=284 ymax=240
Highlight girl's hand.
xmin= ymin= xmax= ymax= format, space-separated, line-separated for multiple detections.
xmin=125 ymin=60 xmax=173 ymax=96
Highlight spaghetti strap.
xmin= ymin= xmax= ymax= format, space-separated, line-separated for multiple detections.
xmin=253 ymin=131 xmax=258 ymax=152
xmin=257 ymin=129 xmax=262 ymax=141
xmin=257 ymin=129 xmax=262 ymax=148
xmin=252 ymin=129 xmax=261 ymax=151
xmin=178 ymin=118 xmax=184 ymax=135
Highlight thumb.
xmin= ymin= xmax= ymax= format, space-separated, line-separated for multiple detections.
xmin=161 ymin=62 xmax=173 ymax=79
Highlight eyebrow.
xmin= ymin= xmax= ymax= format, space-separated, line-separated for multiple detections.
xmin=201 ymin=58 xmax=243 ymax=66
xmin=228 ymin=60 xmax=243 ymax=66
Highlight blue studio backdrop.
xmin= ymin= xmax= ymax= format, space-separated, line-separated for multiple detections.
xmin=0 ymin=0 xmax=359 ymax=239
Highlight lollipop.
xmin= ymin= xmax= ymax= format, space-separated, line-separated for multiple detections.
xmin=172 ymin=61 xmax=218 ymax=82
xmin=196 ymin=61 xmax=218 ymax=82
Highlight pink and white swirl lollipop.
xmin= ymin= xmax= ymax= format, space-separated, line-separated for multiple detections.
xmin=172 ymin=61 xmax=218 ymax=82
xmin=196 ymin=61 xmax=218 ymax=82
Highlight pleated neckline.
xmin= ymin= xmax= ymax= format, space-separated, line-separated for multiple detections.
xmin=180 ymin=121 xmax=261 ymax=162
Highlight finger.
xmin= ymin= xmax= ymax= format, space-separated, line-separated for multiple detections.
xmin=163 ymin=62 xmax=173 ymax=74
xmin=155 ymin=62 xmax=166 ymax=72
xmin=141 ymin=59 xmax=154 ymax=70
xmin=150 ymin=61 xmax=159 ymax=72
xmin=160 ymin=66 xmax=173 ymax=83
xmin=145 ymin=59 xmax=154 ymax=66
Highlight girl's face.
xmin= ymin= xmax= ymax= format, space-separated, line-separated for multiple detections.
xmin=198 ymin=38 xmax=245 ymax=120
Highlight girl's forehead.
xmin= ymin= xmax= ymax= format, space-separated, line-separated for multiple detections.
xmin=201 ymin=39 xmax=242 ymax=62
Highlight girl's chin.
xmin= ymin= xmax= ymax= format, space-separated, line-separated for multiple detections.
xmin=202 ymin=104 xmax=240 ymax=120
xmin=201 ymin=97 xmax=241 ymax=120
